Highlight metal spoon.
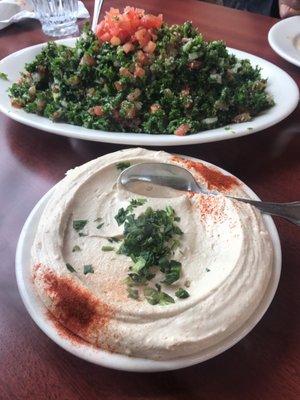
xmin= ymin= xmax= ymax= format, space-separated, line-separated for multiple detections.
xmin=118 ymin=162 xmax=300 ymax=226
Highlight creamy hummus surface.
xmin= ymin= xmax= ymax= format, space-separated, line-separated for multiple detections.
xmin=32 ymin=148 xmax=273 ymax=360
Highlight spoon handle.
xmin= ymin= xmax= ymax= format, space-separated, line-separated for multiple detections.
xmin=231 ymin=198 xmax=300 ymax=225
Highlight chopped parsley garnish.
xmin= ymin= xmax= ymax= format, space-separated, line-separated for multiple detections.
xmin=84 ymin=264 xmax=94 ymax=274
xmin=127 ymin=286 xmax=139 ymax=300
xmin=108 ymin=237 xmax=120 ymax=243
xmin=0 ymin=72 xmax=8 ymax=81
xmin=175 ymin=288 xmax=190 ymax=299
xmin=144 ymin=287 xmax=175 ymax=306
xmin=73 ymin=220 xmax=88 ymax=232
xmin=161 ymin=260 xmax=182 ymax=285
xmin=115 ymin=198 xmax=147 ymax=225
xmin=116 ymin=161 xmax=131 ymax=171
xmin=66 ymin=263 xmax=76 ymax=273
xmin=102 ymin=245 xmax=115 ymax=251
xmin=115 ymin=202 xmax=184 ymax=305
xmin=72 ymin=245 xmax=81 ymax=252
xmin=79 ymin=232 xmax=88 ymax=237
xmin=96 ymin=223 xmax=104 ymax=229
xmin=206 ymin=268 xmax=211 ymax=272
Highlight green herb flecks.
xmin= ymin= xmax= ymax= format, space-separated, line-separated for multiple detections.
xmin=116 ymin=203 xmax=184 ymax=305
xmin=79 ymin=232 xmax=88 ymax=237
xmin=84 ymin=264 xmax=94 ymax=275
xmin=108 ymin=237 xmax=120 ymax=243
xmin=175 ymin=288 xmax=190 ymax=299
xmin=72 ymin=245 xmax=81 ymax=252
xmin=160 ymin=260 xmax=182 ymax=285
xmin=7 ymin=22 xmax=274 ymax=135
xmin=116 ymin=161 xmax=131 ymax=171
xmin=115 ymin=198 xmax=147 ymax=225
xmin=127 ymin=286 xmax=139 ymax=300
xmin=144 ymin=287 xmax=175 ymax=306
xmin=73 ymin=220 xmax=88 ymax=232
xmin=0 ymin=72 xmax=8 ymax=81
xmin=66 ymin=263 xmax=76 ymax=273
xmin=102 ymin=245 xmax=115 ymax=252
xmin=97 ymin=223 xmax=104 ymax=229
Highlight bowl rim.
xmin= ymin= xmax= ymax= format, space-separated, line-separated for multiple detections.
xmin=15 ymin=154 xmax=282 ymax=372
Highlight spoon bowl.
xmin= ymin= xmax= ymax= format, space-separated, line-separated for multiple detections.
xmin=119 ymin=162 xmax=300 ymax=225
xmin=118 ymin=162 xmax=211 ymax=196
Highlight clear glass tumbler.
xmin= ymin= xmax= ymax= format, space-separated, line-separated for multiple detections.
xmin=30 ymin=0 xmax=79 ymax=37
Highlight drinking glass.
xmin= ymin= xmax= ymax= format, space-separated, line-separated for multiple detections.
xmin=30 ymin=0 xmax=79 ymax=37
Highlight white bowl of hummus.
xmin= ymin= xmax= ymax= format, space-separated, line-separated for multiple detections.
xmin=16 ymin=148 xmax=281 ymax=371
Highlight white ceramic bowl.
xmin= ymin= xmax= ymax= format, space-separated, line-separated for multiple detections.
xmin=268 ymin=16 xmax=300 ymax=67
xmin=15 ymin=156 xmax=282 ymax=372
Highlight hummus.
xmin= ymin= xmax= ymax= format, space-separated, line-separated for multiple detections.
xmin=32 ymin=148 xmax=273 ymax=360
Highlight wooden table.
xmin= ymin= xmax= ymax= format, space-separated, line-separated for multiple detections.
xmin=0 ymin=1 xmax=299 ymax=399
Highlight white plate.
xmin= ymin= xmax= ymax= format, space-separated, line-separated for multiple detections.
xmin=1 ymin=38 xmax=299 ymax=146
xmin=15 ymin=155 xmax=282 ymax=372
xmin=268 ymin=16 xmax=300 ymax=67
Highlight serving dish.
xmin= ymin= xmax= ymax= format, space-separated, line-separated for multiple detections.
xmin=15 ymin=155 xmax=282 ymax=372
xmin=0 ymin=37 xmax=298 ymax=146
xmin=268 ymin=16 xmax=300 ymax=67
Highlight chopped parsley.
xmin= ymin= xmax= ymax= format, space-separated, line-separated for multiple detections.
xmin=72 ymin=245 xmax=81 ymax=252
xmin=206 ymin=268 xmax=211 ymax=272
xmin=73 ymin=220 xmax=88 ymax=232
xmin=144 ymin=287 xmax=175 ymax=306
xmin=108 ymin=237 xmax=120 ymax=243
xmin=102 ymin=245 xmax=115 ymax=251
xmin=175 ymin=288 xmax=190 ymax=299
xmin=7 ymin=22 xmax=274 ymax=135
xmin=84 ymin=264 xmax=94 ymax=274
xmin=116 ymin=161 xmax=131 ymax=171
xmin=96 ymin=223 xmax=104 ymax=229
xmin=161 ymin=260 xmax=182 ymax=285
xmin=66 ymin=263 xmax=76 ymax=273
xmin=115 ymin=198 xmax=147 ymax=225
xmin=79 ymin=232 xmax=88 ymax=237
xmin=115 ymin=202 xmax=184 ymax=305
xmin=0 ymin=72 xmax=8 ymax=81
xmin=127 ymin=286 xmax=139 ymax=300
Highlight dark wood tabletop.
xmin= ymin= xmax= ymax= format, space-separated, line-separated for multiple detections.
xmin=0 ymin=1 xmax=299 ymax=399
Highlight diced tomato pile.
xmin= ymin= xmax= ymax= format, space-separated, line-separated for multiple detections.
xmin=96 ymin=7 xmax=163 ymax=53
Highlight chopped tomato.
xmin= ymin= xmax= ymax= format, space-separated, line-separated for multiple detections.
xmin=110 ymin=36 xmax=121 ymax=46
xmin=119 ymin=67 xmax=132 ymax=77
xmin=150 ymin=104 xmax=160 ymax=113
xmin=143 ymin=40 xmax=156 ymax=54
xmin=141 ymin=14 xmax=163 ymax=29
xmin=136 ymin=50 xmax=148 ymax=65
xmin=134 ymin=65 xmax=145 ymax=78
xmin=114 ymin=81 xmax=123 ymax=91
xmin=123 ymin=42 xmax=134 ymax=53
xmin=89 ymin=106 xmax=104 ymax=116
xmin=174 ymin=124 xmax=191 ymax=136
xmin=96 ymin=7 xmax=163 ymax=49
xmin=135 ymin=28 xmax=151 ymax=47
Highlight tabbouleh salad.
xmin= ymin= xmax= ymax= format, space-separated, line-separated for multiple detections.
xmin=8 ymin=7 xmax=274 ymax=136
